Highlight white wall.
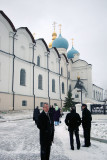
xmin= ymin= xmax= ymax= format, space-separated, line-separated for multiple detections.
xmin=15 ymin=29 xmax=33 ymax=62
xmin=35 ymin=40 xmax=47 ymax=68
xmin=92 ymin=84 xmax=103 ymax=101
xmin=0 ymin=53 xmax=12 ymax=93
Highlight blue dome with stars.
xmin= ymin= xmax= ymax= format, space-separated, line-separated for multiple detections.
xmin=67 ymin=46 xmax=79 ymax=59
xmin=52 ymin=34 xmax=69 ymax=50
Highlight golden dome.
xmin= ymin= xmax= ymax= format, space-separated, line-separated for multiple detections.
xmin=52 ymin=31 xmax=57 ymax=40
xmin=49 ymin=41 xmax=52 ymax=48
xmin=77 ymin=76 xmax=80 ymax=80
xmin=52 ymin=31 xmax=57 ymax=37
xmin=49 ymin=22 xmax=57 ymax=48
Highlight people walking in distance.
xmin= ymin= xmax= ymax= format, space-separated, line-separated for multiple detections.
xmin=37 ymin=103 xmax=54 ymax=160
xmin=53 ymin=106 xmax=60 ymax=126
xmin=82 ymin=104 xmax=92 ymax=147
xmin=33 ymin=106 xmax=40 ymax=125
xmin=49 ymin=105 xmax=55 ymax=119
xmin=65 ymin=107 xmax=81 ymax=150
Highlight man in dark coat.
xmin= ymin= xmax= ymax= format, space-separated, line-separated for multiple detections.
xmin=82 ymin=104 xmax=92 ymax=147
xmin=37 ymin=103 xmax=54 ymax=160
xmin=65 ymin=107 xmax=81 ymax=150
xmin=33 ymin=106 xmax=40 ymax=125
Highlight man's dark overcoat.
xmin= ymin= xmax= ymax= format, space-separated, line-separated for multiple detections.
xmin=82 ymin=107 xmax=92 ymax=129
xmin=37 ymin=111 xmax=54 ymax=146
xmin=65 ymin=110 xmax=81 ymax=131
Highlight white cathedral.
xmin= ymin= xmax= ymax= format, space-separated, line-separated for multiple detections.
xmin=0 ymin=11 xmax=104 ymax=111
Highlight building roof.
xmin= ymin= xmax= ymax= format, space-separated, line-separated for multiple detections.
xmin=0 ymin=10 xmax=16 ymax=32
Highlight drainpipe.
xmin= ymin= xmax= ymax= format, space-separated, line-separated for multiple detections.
xmin=59 ymin=58 xmax=62 ymax=107
xmin=33 ymin=43 xmax=36 ymax=109
xmin=12 ymin=32 xmax=16 ymax=111
xmin=67 ymin=63 xmax=68 ymax=93
xmin=47 ymin=52 xmax=50 ymax=106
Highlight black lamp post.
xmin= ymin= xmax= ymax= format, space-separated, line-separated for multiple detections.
xmin=76 ymin=76 xmax=83 ymax=105
xmin=77 ymin=88 xmax=82 ymax=104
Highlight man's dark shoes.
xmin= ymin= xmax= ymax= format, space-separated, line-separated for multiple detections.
xmin=77 ymin=146 xmax=80 ymax=150
xmin=71 ymin=146 xmax=74 ymax=150
xmin=82 ymin=144 xmax=89 ymax=147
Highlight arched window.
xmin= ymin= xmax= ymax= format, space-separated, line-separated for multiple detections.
xmin=20 ymin=69 xmax=26 ymax=86
xmin=93 ymin=90 xmax=95 ymax=99
xmin=75 ymin=94 xmax=79 ymax=98
xmin=96 ymin=91 xmax=97 ymax=100
xmin=61 ymin=67 xmax=63 ymax=76
xmin=37 ymin=56 xmax=40 ymax=66
xmin=69 ymin=84 xmax=71 ymax=91
xmin=100 ymin=93 xmax=101 ymax=100
xmin=62 ymin=82 xmax=65 ymax=94
xmin=52 ymin=79 xmax=55 ymax=92
xmin=68 ymin=71 xmax=70 ymax=79
xmin=38 ymin=74 xmax=42 ymax=89
xmin=98 ymin=92 xmax=99 ymax=100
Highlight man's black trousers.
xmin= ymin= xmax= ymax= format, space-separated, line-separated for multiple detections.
xmin=41 ymin=144 xmax=51 ymax=160
xmin=69 ymin=129 xmax=80 ymax=149
xmin=83 ymin=128 xmax=91 ymax=146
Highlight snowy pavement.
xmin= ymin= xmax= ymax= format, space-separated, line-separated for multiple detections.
xmin=0 ymin=111 xmax=107 ymax=160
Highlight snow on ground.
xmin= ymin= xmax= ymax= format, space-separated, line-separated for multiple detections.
xmin=0 ymin=111 xmax=107 ymax=160
xmin=55 ymin=114 xmax=107 ymax=160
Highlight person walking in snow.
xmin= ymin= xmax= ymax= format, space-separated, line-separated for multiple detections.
xmin=53 ymin=106 xmax=60 ymax=126
xmin=37 ymin=103 xmax=54 ymax=160
xmin=65 ymin=106 xmax=81 ymax=150
xmin=82 ymin=104 xmax=92 ymax=147
xmin=33 ymin=106 xmax=40 ymax=125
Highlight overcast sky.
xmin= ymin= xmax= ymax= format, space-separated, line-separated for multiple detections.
xmin=1 ymin=0 xmax=107 ymax=90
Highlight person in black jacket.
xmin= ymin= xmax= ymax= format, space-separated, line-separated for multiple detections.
xmin=65 ymin=107 xmax=81 ymax=150
xmin=82 ymin=104 xmax=92 ymax=147
xmin=33 ymin=106 xmax=40 ymax=125
xmin=37 ymin=103 xmax=54 ymax=160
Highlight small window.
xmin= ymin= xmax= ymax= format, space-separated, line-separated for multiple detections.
xmin=61 ymin=67 xmax=63 ymax=76
xmin=20 ymin=69 xmax=26 ymax=86
xmin=75 ymin=94 xmax=79 ymax=98
xmin=62 ymin=82 xmax=65 ymax=94
xmin=22 ymin=100 xmax=27 ymax=106
xmin=37 ymin=56 xmax=40 ymax=66
xmin=40 ymin=102 xmax=44 ymax=107
xmin=69 ymin=85 xmax=71 ymax=91
xmin=68 ymin=71 xmax=70 ymax=79
xmin=38 ymin=74 xmax=43 ymax=89
xmin=52 ymin=79 xmax=55 ymax=92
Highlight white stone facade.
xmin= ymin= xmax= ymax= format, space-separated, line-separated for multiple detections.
xmin=0 ymin=11 xmax=104 ymax=110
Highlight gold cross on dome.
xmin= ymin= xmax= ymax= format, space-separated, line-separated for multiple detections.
xmin=59 ymin=24 xmax=62 ymax=34
xmin=52 ymin=21 xmax=57 ymax=31
xmin=33 ymin=33 xmax=36 ymax=38
xmin=70 ymin=38 xmax=74 ymax=46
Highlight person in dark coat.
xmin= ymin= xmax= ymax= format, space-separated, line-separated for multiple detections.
xmin=37 ymin=103 xmax=54 ymax=160
xmin=82 ymin=104 xmax=92 ymax=147
xmin=65 ymin=107 xmax=81 ymax=150
xmin=49 ymin=105 xmax=55 ymax=119
xmin=33 ymin=106 xmax=40 ymax=125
